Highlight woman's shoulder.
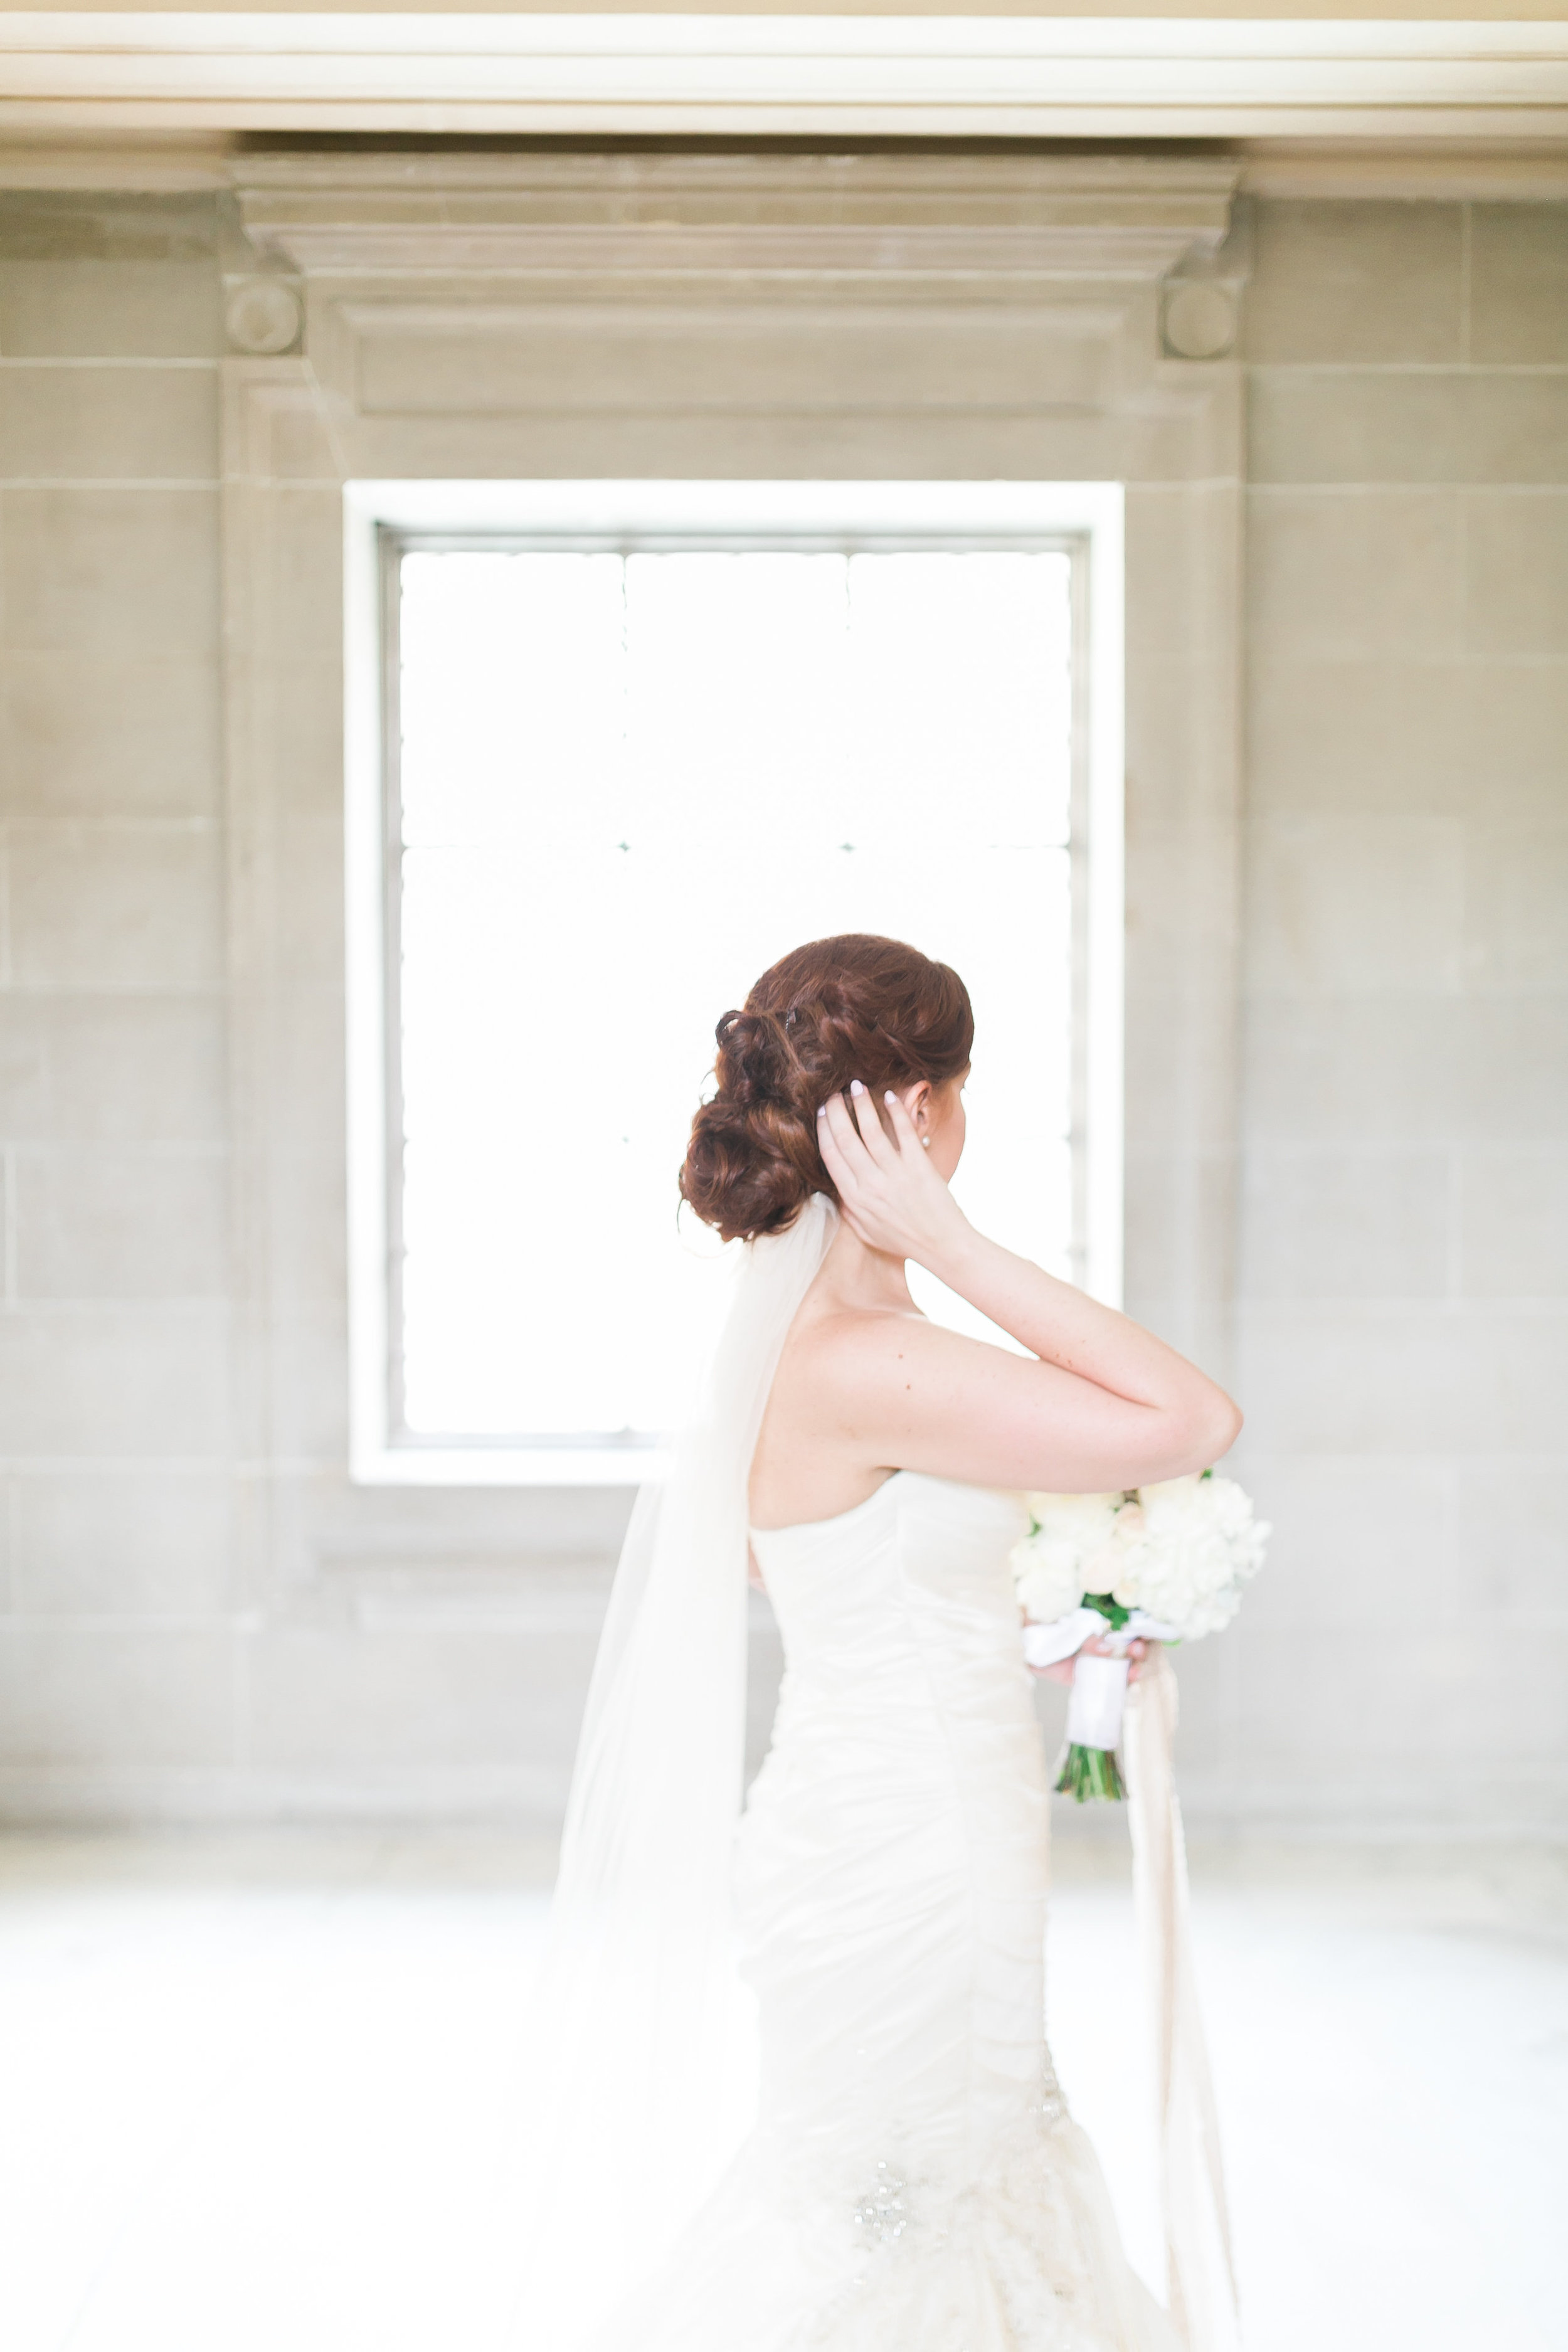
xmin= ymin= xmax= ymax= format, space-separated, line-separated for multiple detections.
xmin=775 ymin=1297 xmax=970 ymax=1424
xmin=783 ymin=1296 xmax=924 ymax=1375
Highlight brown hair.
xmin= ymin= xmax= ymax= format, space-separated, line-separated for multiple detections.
xmin=679 ymin=933 xmax=974 ymax=1244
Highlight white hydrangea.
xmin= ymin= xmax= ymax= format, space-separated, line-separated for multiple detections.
xmin=1109 ymin=1473 xmax=1270 ymax=1641
xmin=1010 ymin=1491 xmax=1127 ymax=1623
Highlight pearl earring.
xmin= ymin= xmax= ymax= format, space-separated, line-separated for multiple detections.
xmin=921 ymin=1135 xmax=931 ymax=1149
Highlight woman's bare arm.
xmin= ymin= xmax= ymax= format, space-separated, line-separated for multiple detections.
xmin=810 ymin=1086 xmax=1241 ymax=1493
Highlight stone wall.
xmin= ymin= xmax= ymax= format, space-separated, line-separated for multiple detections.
xmin=1231 ymin=197 xmax=1568 ymax=1826
xmin=0 ymin=180 xmax=1563 ymax=1829
xmin=0 ymin=197 xmax=240 ymax=1801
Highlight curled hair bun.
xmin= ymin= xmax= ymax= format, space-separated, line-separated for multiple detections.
xmin=679 ymin=934 xmax=973 ymax=1244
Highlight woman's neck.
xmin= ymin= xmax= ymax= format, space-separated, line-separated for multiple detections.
xmin=818 ymin=1216 xmax=916 ymax=1315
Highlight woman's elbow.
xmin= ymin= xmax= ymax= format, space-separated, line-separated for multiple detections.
xmin=1190 ymin=1392 xmax=1242 ymax=1470
xmin=1157 ymin=1392 xmax=1242 ymax=1480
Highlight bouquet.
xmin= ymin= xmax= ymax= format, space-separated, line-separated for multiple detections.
xmin=1012 ymin=1472 xmax=1269 ymax=1801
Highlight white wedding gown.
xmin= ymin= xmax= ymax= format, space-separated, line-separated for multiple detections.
xmin=588 ymin=1468 xmax=1180 ymax=2351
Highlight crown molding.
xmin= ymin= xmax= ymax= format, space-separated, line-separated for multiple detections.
xmin=0 ymin=14 xmax=1566 ymax=140
xmin=1236 ymin=135 xmax=1568 ymax=193
xmin=233 ymin=151 xmax=1243 ymax=279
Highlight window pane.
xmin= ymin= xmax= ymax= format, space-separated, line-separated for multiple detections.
xmin=396 ymin=547 xmax=1075 ymax=1441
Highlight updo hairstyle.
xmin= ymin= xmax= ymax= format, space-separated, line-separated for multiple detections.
xmin=679 ymin=933 xmax=974 ymax=1244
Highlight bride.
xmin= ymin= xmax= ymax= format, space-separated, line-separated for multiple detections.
xmin=519 ymin=934 xmax=1242 ymax=2352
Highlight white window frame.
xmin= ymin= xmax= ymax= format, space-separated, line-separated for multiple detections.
xmin=343 ymin=479 xmax=1125 ymax=1486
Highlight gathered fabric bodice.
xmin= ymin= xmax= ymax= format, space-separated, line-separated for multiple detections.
xmin=744 ymin=1474 xmax=1051 ymax=2195
xmin=590 ymin=1470 xmax=1177 ymax=2352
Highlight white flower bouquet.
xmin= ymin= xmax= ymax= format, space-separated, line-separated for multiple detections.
xmin=1012 ymin=1471 xmax=1269 ymax=1802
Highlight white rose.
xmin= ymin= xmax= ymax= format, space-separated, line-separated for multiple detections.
xmin=1110 ymin=1473 xmax=1270 ymax=1641
xmin=1013 ymin=1491 xmax=1127 ymax=1621
xmin=1010 ymin=1530 xmax=1087 ymax=1626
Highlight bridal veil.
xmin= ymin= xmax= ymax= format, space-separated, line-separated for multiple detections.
xmin=516 ymin=1193 xmax=840 ymax=2346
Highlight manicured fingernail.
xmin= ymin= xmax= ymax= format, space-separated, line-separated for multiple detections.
xmin=884 ymin=1091 xmax=897 ymax=1104
xmin=816 ymin=1103 xmax=827 ymax=1118
xmin=849 ymin=1079 xmax=865 ymax=1096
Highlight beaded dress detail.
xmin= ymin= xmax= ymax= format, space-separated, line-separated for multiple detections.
xmin=587 ymin=1470 xmax=1179 ymax=2352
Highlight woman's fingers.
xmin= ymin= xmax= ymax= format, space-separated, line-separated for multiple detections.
xmin=847 ymin=1081 xmax=897 ymax=1167
xmin=881 ymin=1089 xmax=923 ymax=1157
xmin=815 ymin=1098 xmax=857 ymax=1196
xmin=818 ymin=1092 xmax=881 ymax=1218
xmin=818 ymin=1089 xmax=867 ymax=1173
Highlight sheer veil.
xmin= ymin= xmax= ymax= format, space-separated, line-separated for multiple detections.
xmin=515 ymin=1193 xmax=839 ymax=2348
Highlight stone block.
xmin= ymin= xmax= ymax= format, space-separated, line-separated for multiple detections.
xmin=0 ymin=255 xmax=221 ymax=357
xmin=0 ymin=194 xmax=222 ymax=358
xmin=270 ymin=1463 xmax=630 ymax=1578
xmin=1454 ymin=1463 xmax=1568 ymax=1616
xmin=353 ymin=295 xmax=1113 ymax=419
xmin=1461 ymin=823 xmax=1568 ymax=989
xmin=0 ymin=999 xmax=228 ymax=1144
xmin=0 ymin=366 xmax=216 ymax=483
xmin=1232 ymin=1455 xmax=1455 ymax=1631
xmin=1243 ymin=995 xmax=1568 ymax=1146
xmin=1459 ymin=1148 xmax=1568 ymax=1298
xmin=0 ymin=1624 xmax=235 ymax=1765
xmin=1243 ymin=199 xmax=1463 ymax=366
xmin=1463 ymin=492 xmax=1568 ymax=657
xmin=266 ymin=981 xmax=347 ymax=1152
xmin=1470 ymin=203 xmax=1568 ymax=366
xmin=1240 ymin=1147 xmax=1451 ymax=1301
xmin=1448 ymin=998 xmax=1568 ymax=1142
xmin=1235 ymin=1624 xmax=1555 ymax=1769
xmin=275 ymin=810 xmax=345 ymax=991
xmin=7 ymin=824 xmax=223 ymax=991
xmin=1248 ymin=654 xmax=1568 ymax=822
xmin=1246 ymin=814 xmax=1463 ymax=995
xmin=1247 ymin=490 xmax=1462 ymax=661
xmin=1246 ymin=655 xmax=1470 ymax=818
xmin=1250 ymin=372 xmax=1568 ymax=487
xmin=252 ymin=655 xmax=344 ymax=819
xmin=11 ymin=1468 xmax=232 ymax=1617
xmin=14 ymin=1147 xmax=228 ymax=1301
xmin=266 ymin=1148 xmax=347 ymax=1308
xmin=1157 ymin=1629 xmax=1236 ymax=1774
xmin=0 ymin=1308 xmax=231 ymax=1457
xmin=0 ymin=653 xmax=220 ymax=818
xmin=264 ymin=1308 xmax=349 ymax=1463
xmin=1453 ymin=664 xmax=1568 ymax=819
xmin=0 ymin=487 xmax=219 ymax=658
xmin=1237 ymin=1303 xmax=1568 ymax=1454
xmin=253 ymin=487 xmax=344 ymax=662
xmin=241 ymin=1624 xmax=592 ymax=1771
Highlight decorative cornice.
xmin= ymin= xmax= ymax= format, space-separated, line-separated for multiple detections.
xmin=235 ymin=152 xmax=1243 ymax=281
xmin=0 ymin=14 xmax=1566 ymax=140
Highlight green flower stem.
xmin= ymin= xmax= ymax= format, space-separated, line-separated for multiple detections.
xmin=1054 ymin=1741 xmax=1127 ymax=1804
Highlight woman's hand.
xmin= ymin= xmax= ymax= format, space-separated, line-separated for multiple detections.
xmin=817 ymin=1083 xmax=968 ymax=1268
xmin=1030 ymin=1633 xmax=1148 ymax=1687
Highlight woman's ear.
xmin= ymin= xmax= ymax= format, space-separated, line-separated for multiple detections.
xmin=905 ymin=1080 xmax=934 ymax=1131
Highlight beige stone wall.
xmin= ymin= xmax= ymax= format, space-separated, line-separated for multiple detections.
xmin=0 ymin=196 xmax=241 ymax=1798
xmin=0 ymin=179 xmax=1563 ymax=1829
xmin=1229 ymin=197 xmax=1568 ymax=1826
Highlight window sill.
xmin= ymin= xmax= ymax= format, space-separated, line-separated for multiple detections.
xmin=352 ymin=1444 xmax=669 ymax=1489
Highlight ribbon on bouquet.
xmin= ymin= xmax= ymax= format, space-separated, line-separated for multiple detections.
xmin=1123 ymin=1653 xmax=1242 ymax=2352
xmin=1022 ymin=1614 xmax=1241 ymax=2351
xmin=1021 ymin=1608 xmax=1179 ymax=1749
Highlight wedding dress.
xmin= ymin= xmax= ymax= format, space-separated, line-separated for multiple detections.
xmin=590 ymin=1469 xmax=1178 ymax=2351
xmin=520 ymin=1198 xmax=1230 ymax=2352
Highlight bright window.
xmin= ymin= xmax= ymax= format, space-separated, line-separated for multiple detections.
xmin=346 ymin=483 xmax=1123 ymax=1481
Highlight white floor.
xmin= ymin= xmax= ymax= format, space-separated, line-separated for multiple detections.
xmin=1 ymin=1829 xmax=1564 ymax=2352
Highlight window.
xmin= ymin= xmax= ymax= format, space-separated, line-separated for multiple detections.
xmin=345 ymin=484 xmax=1123 ymax=1481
